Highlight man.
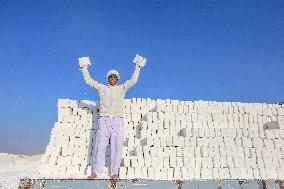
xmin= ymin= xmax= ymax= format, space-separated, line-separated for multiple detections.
xmin=78 ymin=54 xmax=147 ymax=179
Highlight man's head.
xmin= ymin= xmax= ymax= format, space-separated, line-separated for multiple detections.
xmin=106 ymin=70 xmax=120 ymax=86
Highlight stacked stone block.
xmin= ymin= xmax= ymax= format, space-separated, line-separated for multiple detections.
xmin=39 ymin=98 xmax=284 ymax=180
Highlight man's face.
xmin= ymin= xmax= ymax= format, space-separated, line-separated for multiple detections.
xmin=108 ymin=75 xmax=118 ymax=86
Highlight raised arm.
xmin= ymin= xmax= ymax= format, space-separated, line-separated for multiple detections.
xmin=78 ymin=57 xmax=102 ymax=90
xmin=123 ymin=54 xmax=147 ymax=91
xmin=123 ymin=64 xmax=141 ymax=91
xmin=80 ymin=66 xmax=102 ymax=90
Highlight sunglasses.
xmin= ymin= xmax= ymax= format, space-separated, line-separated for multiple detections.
xmin=108 ymin=74 xmax=118 ymax=79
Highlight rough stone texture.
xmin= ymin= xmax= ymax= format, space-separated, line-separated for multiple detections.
xmin=39 ymin=98 xmax=284 ymax=180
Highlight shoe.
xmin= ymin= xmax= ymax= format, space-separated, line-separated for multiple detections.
xmin=111 ymin=174 xmax=119 ymax=180
xmin=87 ymin=172 xmax=98 ymax=179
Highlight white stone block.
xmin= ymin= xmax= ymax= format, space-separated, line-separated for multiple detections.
xmin=134 ymin=167 xmax=141 ymax=178
xmin=163 ymin=147 xmax=169 ymax=157
xmin=141 ymin=167 xmax=148 ymax=179
xmin=137 ymin=156 xmax=144 ymax=166
xmin=126 ymin=167 xmax=135 ymax=179
xmin=218 ymin=168 xmax=230 ymax=179
xmin=144 ymin=156 xmax=151 ymax=167
xmin=176 ymin=147 xmax=183 ymax=157
xmin=157 ymin=157 xmax=164 ymax=168
xmin=169 ymin=156 xmax=176 ymax=167
xmin=263 ymin=139 xmax=274 ymax=149
xmin=201 ymin=168 xmax=213 ymax=180
xmin=150 ymin=147 xmax=157 ymax=157
xmin=161 ymin=168 xmax=168 ymax=180
xmin=181 ymin=167 xmax=188 ymax=179
xmin=252 ymin=138 xmax=263 ymax=148
xmin=172 ymin=136 xmax=179 ymax=146
xmin=195 ymin=147 xmax=201 ymax=158
xmin=188 ymin=157 xmax=195 ymax=168
xmin=166 ymin=136 xmax=173 ymax=146
xmin=184 ymin=138 xmax=190 ymax=147
xmin=147 ymin=136 xmax=154 ymax=146
xmin=277 ymin=168 xmax=284 ymax=180
xmin=201 ymin=147 xmax=208 ymax=157
xmin=124 ymin=157 xmax=131 ymax=167
xmin=266 ymin=167 xmax=277 ymax=179
xmin=173 ymin=167 xmax=182 ymax=180
xmin=259 ymin=167 xmax=267 ymax=180
xmin=212 ymin=168 xmax=219 ymax=179
xmin=154 ymin=168 xmax=162 ymax=180
xmin=169 ymin=147 xmax=176 ymax=157
xmin=163 ymin=157 xmax=169 ymax=168
xmin=119 ymin=167 xmax=127 ymax=179
xmin=229 ymin=167 xmax=239 ymax=179
xmin=167 ymin=167 xmax=174 ymax=180
xmin=148 ymin=167 xmax=154 ymax=178
xmin=241 ymin=137 xmax=252 ymax=147
xmin=202 ymin=157 xmax=213 ymax=168
xmin=176 ymin=157 xmax=183 ymax=167
xmin=219 ymin=156 xmax=228 ymax=168
xmin=194 ymin=167 xmax=201 ymax=179
xmin=160 ymin=137 xmax=167 ymax=147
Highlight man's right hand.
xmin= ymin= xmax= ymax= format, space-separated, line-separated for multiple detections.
xmin=78 ymin=57 xmax=91 ymax=68
xmin=133 ymin=54 xmax=147 ymax=68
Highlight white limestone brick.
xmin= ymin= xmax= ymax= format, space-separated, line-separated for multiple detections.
xmin=40 ymin=98 xmax=284 ymax=180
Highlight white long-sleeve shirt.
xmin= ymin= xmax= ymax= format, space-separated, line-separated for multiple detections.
xmin=81 ymin=64 xmax=141 ymax=118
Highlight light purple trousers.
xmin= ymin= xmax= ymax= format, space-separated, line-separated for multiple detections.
xmin=92 ymin=116 xmax=124 ymax=175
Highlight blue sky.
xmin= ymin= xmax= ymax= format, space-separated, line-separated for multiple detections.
xmin=0 ymin=0 xmax=283 ymax=154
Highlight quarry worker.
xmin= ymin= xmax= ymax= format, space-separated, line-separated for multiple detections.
xmin=78 ymin=54 xmax=147 ymax=179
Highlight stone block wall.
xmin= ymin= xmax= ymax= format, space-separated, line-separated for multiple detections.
xmin=39 ymin=98 xmax=284 ymax=180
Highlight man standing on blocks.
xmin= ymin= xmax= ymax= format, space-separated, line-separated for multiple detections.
xmin=78 ymin=54 xmax=147 ymax=179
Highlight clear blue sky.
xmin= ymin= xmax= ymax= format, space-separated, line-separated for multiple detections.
xmin=0 ymin=0 xmax=283 ymax=154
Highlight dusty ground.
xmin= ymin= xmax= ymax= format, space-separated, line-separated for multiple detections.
xmin=0 ymin=153 xmax=42 ymax=189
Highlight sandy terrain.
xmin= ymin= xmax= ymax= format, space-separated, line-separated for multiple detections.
xmin=0 ymin=153 xmax=42 ymax=189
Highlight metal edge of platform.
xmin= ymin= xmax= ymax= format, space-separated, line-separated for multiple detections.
xmin=18 ymin=178 xmax=284 ymax=189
